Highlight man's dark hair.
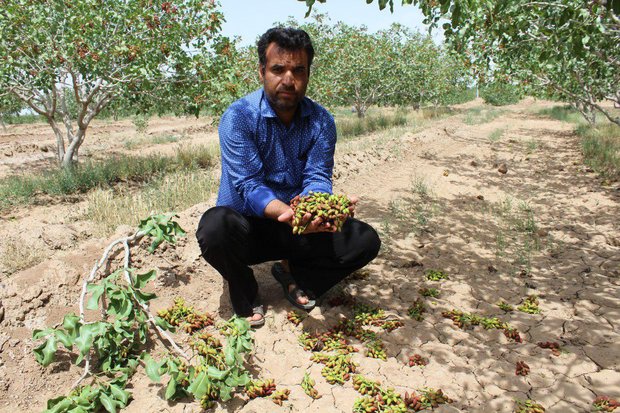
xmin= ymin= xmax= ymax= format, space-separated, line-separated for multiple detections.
xmin=257 ymin=27 xmax=314 ymax=74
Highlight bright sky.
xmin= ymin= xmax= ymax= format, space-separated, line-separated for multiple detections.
xmin=219 ymin=0 xmax=443 ymax=46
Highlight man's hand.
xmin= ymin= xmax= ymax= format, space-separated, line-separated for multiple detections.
xmin=285 ymin=193 xmax=359 ymax=234
xmin=348 ymin=195 xmax=359 ymax=218
xmin=277 ymin=208 xmax=294 ymax=223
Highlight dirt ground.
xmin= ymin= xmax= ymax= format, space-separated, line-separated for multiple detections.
xmin=0 ymin=99 xmax=618 ymax=412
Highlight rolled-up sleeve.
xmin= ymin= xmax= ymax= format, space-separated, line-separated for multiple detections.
xmin=219 ymin=107 xmax=277 ymax=216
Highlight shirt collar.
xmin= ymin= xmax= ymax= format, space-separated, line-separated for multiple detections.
xmin=259 ymin=88 xmax=313 ymax=120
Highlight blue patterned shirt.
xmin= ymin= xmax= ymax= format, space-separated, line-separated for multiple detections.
xmin=216 ymin=88 xmax=337 ymax=217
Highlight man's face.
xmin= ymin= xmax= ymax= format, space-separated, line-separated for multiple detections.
xmin=259 ymin=43 xmax=309 ymax=118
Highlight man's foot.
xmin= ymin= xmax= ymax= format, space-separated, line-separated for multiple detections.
xmin=280 ymin=261 xmax=310 ymax=306
xmin=271 ymin=261 xmax=316 ymax=311
xmin=246 ymin=303 xmax=265 ymax=327
xmin=247 ymin=312 xmax=264 ymax=325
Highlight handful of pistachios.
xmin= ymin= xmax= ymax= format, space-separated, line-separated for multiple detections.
xmin=290 ymin=192 xmax=352 ymax=234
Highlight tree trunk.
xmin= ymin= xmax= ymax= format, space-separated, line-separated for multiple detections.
xmin=61 ymin=126 xmax=86 ymax=168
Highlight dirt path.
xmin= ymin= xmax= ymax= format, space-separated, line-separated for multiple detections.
xmin=0 ymin=100 xmax=618 ymax=412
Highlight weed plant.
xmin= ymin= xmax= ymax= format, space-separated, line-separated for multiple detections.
xmin=488 ymin=128 xmax=505 ymax=142
xmin=441 ymin=87 xmax=477 ymax=105
xmin=483 ymin=197 xmax=541 ymax=275
xmin=124 ymin=133 xmax=182 ymax=150
xmin=464 ymin=107 xmax=504 ymax=125
xmin=86 ymin=169 xmax=217 ymax=233
xmin=0 ymin=238 xmax=45 ymax=276
xmin=537 ymin=105 xmax=618 ymax=180
xmin=336 ymin=111 xmax=408 ymax=142
xmin=578 ymin=123 xmax=620 ymax=181
xmin=132 ymin=114 xmax=150 ymax=134
xmin=0 ymin=145 xmax=218 ymax=211
xmin=537 ymin=105 xmax=584 ymax=124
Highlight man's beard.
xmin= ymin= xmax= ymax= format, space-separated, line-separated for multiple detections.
xmin=268 ymin=89 xmax=302 ymax=112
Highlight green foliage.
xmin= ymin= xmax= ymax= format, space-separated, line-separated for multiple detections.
xmin=32 ymin=214 xmax=187 ymax=412
xmin=277 ymin=15 xmax=470 ymax=117
xmin=0 ymin=93 xmax=24 ymax=128
xmin=147 ymin=317 xmax=253 ymax=407
xmin=44 ymin=376 xmax=131 ymax=413
xmin=0 ymin=0 xmax=236 ymax=166
xmin=440 ymin=87 xmax=477 ymax=105
xmin=418 ymin=287 xmax=439 ymax=298
xmin=138 ymin=213 xmax=187 ymax=253
xmin=301 ymin=0 xmax=620 ymax=125
xmin=425 ymin=269 xmax=449 ymax=281
xmin=132 ymin=114 xmax=150 ymax=134
xmin=480 ymin=82 xmax=522 ymax=106
xmin=33 ymin=267 xmax=159 ymax=371
xmin=407 ymin=298 xmax=426 ymax=321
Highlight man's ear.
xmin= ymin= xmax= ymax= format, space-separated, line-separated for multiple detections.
xmin=258 ymin=64 xmax=265 ymax=82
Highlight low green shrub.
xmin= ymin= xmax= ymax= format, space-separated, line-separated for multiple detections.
xmin=480 ymin=82 xmax=521 ymax=106
xmin=578 ymin=123 xmax=620 ymax=181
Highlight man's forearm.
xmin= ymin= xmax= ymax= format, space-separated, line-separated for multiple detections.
xmin=263 ymin=198 xmax=292 ymax=221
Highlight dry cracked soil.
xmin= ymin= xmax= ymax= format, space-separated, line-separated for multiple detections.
xmin=0 ymin=99 xmax=619 ymax=412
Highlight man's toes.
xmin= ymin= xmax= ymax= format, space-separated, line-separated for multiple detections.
xmin=287 ymin=283 xmax=309 ymax=305
xmin=248 ymin=313 xmax=263 ymax=322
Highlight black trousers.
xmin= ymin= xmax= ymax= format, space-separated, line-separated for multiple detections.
xmin=195 ymin=206 xmax=381 ymax=316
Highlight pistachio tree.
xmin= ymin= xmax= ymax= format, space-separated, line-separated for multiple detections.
xmin=281 ymin=15 xmax=467 ymax=117
xmin=300 ymin=0 xmax=620 ymax=125
xmin=0 ymin=0 xmax=232 ymax=168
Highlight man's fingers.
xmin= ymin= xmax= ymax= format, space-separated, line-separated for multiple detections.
xmin=278 ymin=208 xmax=294 ymax=223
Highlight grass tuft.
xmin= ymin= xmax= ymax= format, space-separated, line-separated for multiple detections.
xmin=85 ymin=169 xmax=217 ymax=233
xmin=124 ymin=133 xmax=183 ymax=150
xmin=578 ymin=123 xmax=620 ymax=181
xmin=0 ymin=145 xmax=218 ymax=212
xmin=0 ymin=239 xmax=45 ymax=276
xmin=488 ymin=128 xmax=505 ymax=142
xmin=336 ymin=111 xmax=409 ymax=141
xmin=537 ymin=105 xmax=584 ymax=124
xmin=464 ymin=107 xmax=504 ymax=125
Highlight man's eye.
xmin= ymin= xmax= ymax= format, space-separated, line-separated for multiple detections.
xmin=294 ymin=68 xmax=306 ymax=75
xmin=272 ymin=67 xmax=283 ymax=74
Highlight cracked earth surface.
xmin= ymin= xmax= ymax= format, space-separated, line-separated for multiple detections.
xmin=0 ymin=99 xmax=619 ymax=412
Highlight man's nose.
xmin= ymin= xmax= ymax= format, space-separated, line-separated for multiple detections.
xmin=282 ymin=70 xmax=294 ymax=85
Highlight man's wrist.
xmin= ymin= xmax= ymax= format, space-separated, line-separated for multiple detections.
xmin=263 ymin=198 xmax=292 ymax=221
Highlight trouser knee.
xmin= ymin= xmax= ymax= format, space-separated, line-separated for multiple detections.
xmin=195 ymin=206 xmax=250 ymax=258
xmin=345 ymin=219 xmax=381 ymax=267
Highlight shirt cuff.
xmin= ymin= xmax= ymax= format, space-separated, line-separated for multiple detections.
xmin=246 ymin=186 xmax=278 ymax=217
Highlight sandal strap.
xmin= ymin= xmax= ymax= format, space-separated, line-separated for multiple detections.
xmin=289 ymin=287 xmax=308 ymax=301
xmin=252 ymin=304 xmax=265 ymax=316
